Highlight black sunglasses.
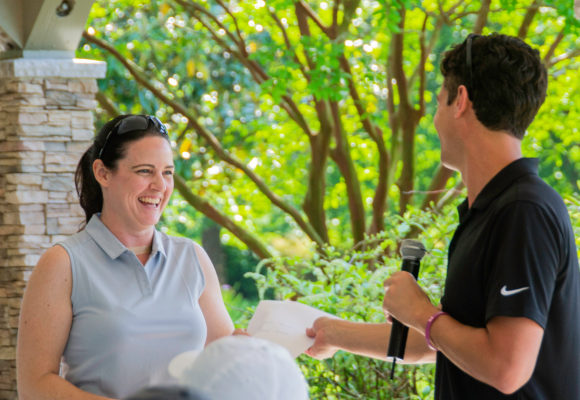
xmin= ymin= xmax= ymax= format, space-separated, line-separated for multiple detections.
xmin=465 ymin=34 xmax=480 ymax=95
xmin=98 ymin=115 xmax=168 ymax=159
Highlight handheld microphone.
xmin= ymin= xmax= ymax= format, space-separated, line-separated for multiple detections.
xmin=386 ymin=239 xmax=426 ymax=379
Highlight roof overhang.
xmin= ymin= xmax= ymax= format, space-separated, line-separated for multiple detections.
xmin=0 ymin=0 xmax=95 ymax=60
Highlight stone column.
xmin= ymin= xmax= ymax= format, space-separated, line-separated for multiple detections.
xmin=0 ymin=57 xmax=106 ymax=399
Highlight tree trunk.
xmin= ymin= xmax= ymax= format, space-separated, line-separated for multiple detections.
xmin=201 ymin=222 xmax=226 ymax=282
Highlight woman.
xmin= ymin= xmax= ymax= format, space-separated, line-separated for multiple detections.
xmin=17 ymin=115 xmax=235 ymax=399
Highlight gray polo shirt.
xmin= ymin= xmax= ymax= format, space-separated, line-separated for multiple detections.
xmin=59 ymin=215 xmax=207 ymax=398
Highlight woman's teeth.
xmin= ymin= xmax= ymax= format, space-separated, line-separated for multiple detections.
xmin=139 ymin=197 xmax=160 ymax=206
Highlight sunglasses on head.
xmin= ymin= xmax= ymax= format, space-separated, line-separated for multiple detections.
xmin=98 ymin=115 xmax=168 ymax=160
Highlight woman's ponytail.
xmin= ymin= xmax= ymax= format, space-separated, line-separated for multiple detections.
xmin=75 ymin=144 xmax=102 ymax=225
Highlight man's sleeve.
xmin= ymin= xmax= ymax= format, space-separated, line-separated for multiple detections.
xmin=484 ymin=202 xmax=562 ymax=328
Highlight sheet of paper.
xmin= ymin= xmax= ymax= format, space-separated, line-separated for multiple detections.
xmin=247 ymin=300 xmax=336 ymax=358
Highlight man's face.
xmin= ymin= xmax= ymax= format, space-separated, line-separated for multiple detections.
xmin=434 ymin=84 xmax=459 ymax=171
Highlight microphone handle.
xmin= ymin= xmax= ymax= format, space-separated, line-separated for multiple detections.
xmin=386 ymin=258 xmax=421 ymax=377
xmin=387 ymin=319 xmax=409 ymax=362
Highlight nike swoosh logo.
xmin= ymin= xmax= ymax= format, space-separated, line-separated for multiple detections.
xmin=500 ymin=285 xmax=530 ymax=296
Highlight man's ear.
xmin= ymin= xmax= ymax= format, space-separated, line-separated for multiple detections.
xmin=93 ymin=159 xmax=111 ymax=187
xmin=454 ymin=84 xmax=472 ymax=118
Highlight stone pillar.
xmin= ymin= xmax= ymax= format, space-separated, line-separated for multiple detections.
xmin=0 ymin=58 xmax=106 ymax=399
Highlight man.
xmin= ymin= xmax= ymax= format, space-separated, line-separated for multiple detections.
xmin=305 ymin=33 xmax=580 ymax=399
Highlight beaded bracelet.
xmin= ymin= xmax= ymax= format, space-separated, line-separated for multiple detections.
xmin=425 ymin=311 xmax=448 ymax=351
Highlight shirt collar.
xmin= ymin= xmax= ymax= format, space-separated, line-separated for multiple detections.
xmin=86 ymin=214 xmax=166 ymax=260
xmin=151 ymin=228 xmax=167 ymax=260
xmin=457 ymin=158 xmax=539 ymax=221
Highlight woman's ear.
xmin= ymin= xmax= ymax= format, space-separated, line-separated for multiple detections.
xmin=93 ymin=159 xmax=111 ymax=187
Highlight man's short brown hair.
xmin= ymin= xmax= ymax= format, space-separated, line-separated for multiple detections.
xmin=440 ymin=33 xmax=548 ymax=139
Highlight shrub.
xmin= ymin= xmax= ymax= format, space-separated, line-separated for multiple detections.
xmin=230 ymin=194 xmax=580 ymax=399
xmin=240 ymin=204 xmax=457 ymax=399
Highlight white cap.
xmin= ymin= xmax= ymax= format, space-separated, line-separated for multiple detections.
xmin=178 ymin=336 xmax=309 ymax=400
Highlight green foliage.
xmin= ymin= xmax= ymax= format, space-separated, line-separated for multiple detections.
xmin=76 ymin=2 xmax=580 ymax=396
xmin=565 ymin=194 xmax=580 ymax=255
xmin=80 ymin=0 xmax=579 ymax=259
xmin=221 ymin=286 xmax=257 ymax=327
xmin=223 ymin=244 xmax=262 ymax=299
xmin=244 ymin=204 xmax=457 ymax=399
xmin=80 ymin=8 xmax=579 ymax=396
xmin=239 ymin=195 xmax=580 ymax=398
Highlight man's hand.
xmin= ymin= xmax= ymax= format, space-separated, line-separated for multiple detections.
xmin=383 ymin=271 xmax=436 ymax=332
xmin=305 ymin=316 xmax=340 ymax=359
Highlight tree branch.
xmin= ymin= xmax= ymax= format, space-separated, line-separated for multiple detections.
xmin=329 ymin=100 xmax=366 ymax=243
xmin=214 ymin=0 xmax=247 ymax=52
xmin=438 ymin=0 xmax=464 ymax=26
xmin=338 ymin=55 xmax=377 ymax=141
xmin=336 ymin=53 xmax=391 ymax=233
xmin=420 ymin=164 xmax=455 ymax=209
xmin=95 ymin=91 xmax=120 ymax=117
xmin=517 ymin=0 xmax=541 ymax=39
xmin=93 ymin=88 xmax=271 ymax=257
xmin=303 ymin=131 xmax=331 ymax=243
xmin=177 ymin=0 xmax=243 ymax=49
xmin=385 ymin=41 xmax=401 ymax=199
xmin=338 ymin=0 xmax=361 ymax=37
xmin=548 ymin=47 xmax=580 ymax=67
xmin=180 ymin=1 xmax=315 ymax=138
xmin=473 ymin=0 xmax=491 ymax=34
xmin=268 ymin=8 xmax=310 ymax=81
xmin=437 ymin=0 xmax=451 ymax=25
xmin=417 ymin=15 xmax=428 ymax=116
xmin=389 ymin=5 xmax=420 ymax=212
xmin=435 ymin=181 xmax=465 ymax=211
xmin=178 ymin=2 xmax=267 ymax=82
xmin=331 ymin=0 xmax=340 ymax=38
xmin=392 ymin=6 xmax=410 ymax=108
xmin=409 ymin=16 xmax=443 ymax=90
xmin=296 ymin=0 xmax=329 ymax=35
xmin=368 ymin=132 xmax=390 ymax=234
xmin=84 ymin=31 xmax=325 ymax=247
xmin=295 ymin=1 xmax=317 ymax=73
xmin=543 ymin=27 xmax=565 ymax=66
xmin=174 ymin=175 xmax=273 ymax=259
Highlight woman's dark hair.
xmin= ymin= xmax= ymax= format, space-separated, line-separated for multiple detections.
xmin=440 ymin=33 xmax=547 ymax=139
xmin=75 ymin=114 xmax=170 ymax=224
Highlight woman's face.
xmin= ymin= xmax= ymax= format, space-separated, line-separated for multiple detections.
xmin=98 ymin=135 xmax=174 ymax=231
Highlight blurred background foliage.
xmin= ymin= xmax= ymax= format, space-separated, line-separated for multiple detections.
xmin=241 ymin=204 xmax=457 ymax=399
xmin=78 ymin=0 xmax=579 ymax=397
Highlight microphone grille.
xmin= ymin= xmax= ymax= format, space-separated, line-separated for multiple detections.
xmin=400 ymin=239 xmax=426 ymax=260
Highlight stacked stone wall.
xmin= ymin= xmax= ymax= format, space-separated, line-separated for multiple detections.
xmin=0 ymin=59 xmax=104 ymax=399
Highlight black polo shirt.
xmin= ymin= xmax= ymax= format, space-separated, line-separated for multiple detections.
xmin=435 ymin=158 xmax=580 ymax=399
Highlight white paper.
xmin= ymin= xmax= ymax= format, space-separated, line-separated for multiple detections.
xmin=247 ymin=300 xmax=336 ymax=358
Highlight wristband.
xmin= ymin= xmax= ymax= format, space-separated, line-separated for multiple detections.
xmin=425 ymin=311 xmax=448 ymax=351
